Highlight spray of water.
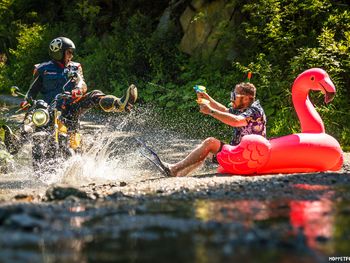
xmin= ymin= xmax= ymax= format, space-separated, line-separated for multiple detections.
xmin=5 ymin=105 xmax=209 ymax=188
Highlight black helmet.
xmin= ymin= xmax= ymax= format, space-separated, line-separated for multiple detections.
xmin=48 ymin=37 xmax=75 ymax=61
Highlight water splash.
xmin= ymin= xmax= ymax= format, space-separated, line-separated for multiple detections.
xmin=52 ymin=107 xmax=156 ymax=185
xmin=57 ymin=132 xmax=144 ymax=185
xmin=4 ymin=105 xmax=206 ymax=188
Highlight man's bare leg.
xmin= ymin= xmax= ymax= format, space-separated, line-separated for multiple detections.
xmin=174 ymin=161 xmax=205 ymax=177
xmin=168 ymin=137 xmax=222 ymax=176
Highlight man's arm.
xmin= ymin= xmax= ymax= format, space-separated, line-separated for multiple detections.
xmin=199 ymin=103 xmax=247 ymax=127
xmin=70 ymin=64 xmax=87 ymax=98
xmin=197 ymin=92 xmax=228 ymax=112
xmin=208 ymin=108 xmax=247 ymax=127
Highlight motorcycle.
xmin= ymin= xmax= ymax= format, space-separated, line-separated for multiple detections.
xmin=2 ymin=68 xmax=138 ymax=172
xmin=8 ymin=81 xmax=83 ymax=171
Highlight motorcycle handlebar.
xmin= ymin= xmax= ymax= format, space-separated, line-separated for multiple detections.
xmin=54 ymin=92 xmax=72 ymax=100
xmin=11 ymin=86 xmax=72 ymax=111
xmin=10 ymin=86 xmax=26 ymax=98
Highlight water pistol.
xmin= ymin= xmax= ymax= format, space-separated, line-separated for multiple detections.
xmin=193 ymin=85 xmax=209 ymax=104
xmin=193 ymin=85 xmax=206 ymax=93
xmin=196 ymin=98 xmax=210 ymax=105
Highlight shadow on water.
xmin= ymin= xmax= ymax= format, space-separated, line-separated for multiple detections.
xmin=0 ymin=179 xmax=349 ymax=262
xmin=0 ymin=105 xmax=350 ymax=262
xmin=78 ymin=177 xmax=349 ymax=263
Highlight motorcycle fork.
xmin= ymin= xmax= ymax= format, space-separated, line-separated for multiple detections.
xmin=54 ymin=109 xmax=59 ymax=143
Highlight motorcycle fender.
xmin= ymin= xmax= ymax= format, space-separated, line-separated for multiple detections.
xmin=57 ymin=120 xmax=68 ymax=134
xmin=69 ymin=133 xmax=82 ymax=150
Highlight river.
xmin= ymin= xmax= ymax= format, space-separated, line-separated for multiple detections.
xmin=0 ymin=101 xmax=349 ymax=263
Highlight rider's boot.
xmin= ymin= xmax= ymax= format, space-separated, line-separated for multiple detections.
xmin=2 ymin=125 xmax=20 ymax=155
xmin=99 ymin=84 xmax=138 ymax=112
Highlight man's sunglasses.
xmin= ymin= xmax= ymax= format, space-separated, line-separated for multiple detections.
xmin=230 ymin=92 xmax=245 ymax=101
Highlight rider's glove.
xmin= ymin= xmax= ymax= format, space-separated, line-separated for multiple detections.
xmin=71 ymin=88 xmax=83 ymax=99
xmin=19 ymin=100 xmax=30 ymax=110
xmin=66 ymin=66 xmax=78 ymax=80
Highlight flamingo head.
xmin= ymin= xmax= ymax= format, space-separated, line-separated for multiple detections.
xmin=294 ymin=68 xmax=336 ymax=104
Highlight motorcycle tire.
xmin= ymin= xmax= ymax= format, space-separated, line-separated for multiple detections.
xmin=32 ymin=136 xmax=58 ymax=172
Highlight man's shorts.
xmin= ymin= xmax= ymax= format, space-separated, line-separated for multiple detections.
xmin=212 ymin=141 xmax=225 ymax=164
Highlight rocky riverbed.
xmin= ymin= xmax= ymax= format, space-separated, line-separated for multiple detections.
xmin=0 ymin=99 xmax=349 ymax=263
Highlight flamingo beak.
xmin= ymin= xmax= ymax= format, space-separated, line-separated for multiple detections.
xmin=325 ymin=91 xmax=335 ymax=104
xmin=320 ymin=75 xmax=336 ymax=104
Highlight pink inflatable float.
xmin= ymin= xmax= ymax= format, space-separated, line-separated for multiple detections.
xmin=216 ymin=68 xmax=343 ymax=175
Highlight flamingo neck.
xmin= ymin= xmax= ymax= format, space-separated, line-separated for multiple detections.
xmin=292 ymin=85 xmax=325 ymax=133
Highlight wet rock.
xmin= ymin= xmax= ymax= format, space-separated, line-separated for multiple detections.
xmin=13 ymin=194 xmax=34 ymax=202
xmin=106 ymin=191 xmax=128 ymax=200
xmin=206 ymin=220 xmax=223 ymax=230
xmin=62 ymin=195 xmax=83 ymax=203
xmin=45 ymin=186 xmax=90 ymax=201
xmin=130 ymin=230 xmax=160 ymax=241
xmin=91 ymin=192 xmax=101 ymax=199
xmin=5 ymin=213 xmax=46 ymax=231
xmin=0 ymin=208 xmax=10 ymax=224
xmin=0 ymin=206 xmax=25 ymax=225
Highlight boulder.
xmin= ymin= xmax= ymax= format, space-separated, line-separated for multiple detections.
xmin=45 ymin=185 xmax=90 ymax=201
xmin=179 ymin=0 xmax=236 ymax=57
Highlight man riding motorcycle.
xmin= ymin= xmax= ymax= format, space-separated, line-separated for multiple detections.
xmin=3 ymin=36 xmax=138 ymax=155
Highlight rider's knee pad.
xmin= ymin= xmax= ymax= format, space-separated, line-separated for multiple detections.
xmin=99 ymin=85 xmax=138 ymax=113
xmin=99 ymin=95 xmax=123 ymax=112
xmin=90 ymin=90 xmax=105 ymax=97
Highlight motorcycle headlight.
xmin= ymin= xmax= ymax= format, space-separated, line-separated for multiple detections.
xmin=32 ymin=109 xmax=49 ymax=127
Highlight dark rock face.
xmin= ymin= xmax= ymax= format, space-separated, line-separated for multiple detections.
xmin=179 ymin=0 xmax=236 ymax=58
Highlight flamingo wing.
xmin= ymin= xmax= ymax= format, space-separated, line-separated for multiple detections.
xmin=216 ymin=135 xmax=271 ymax=175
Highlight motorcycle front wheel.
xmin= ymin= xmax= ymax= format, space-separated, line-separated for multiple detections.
xmin=32 ymin=134 xmax=58 ymax=173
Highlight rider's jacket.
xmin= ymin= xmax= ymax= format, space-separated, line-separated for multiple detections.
xmin=26 ymin=60 xmax=83 ymax=103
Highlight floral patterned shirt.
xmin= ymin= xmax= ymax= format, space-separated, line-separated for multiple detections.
xmin=229 ymin=100 xmax=266 ymax=145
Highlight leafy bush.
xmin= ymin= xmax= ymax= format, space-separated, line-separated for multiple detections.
xmin=5 ymin=24 xmax=46 ymax=90
xmin=0 ymin=0 xmax=349 ymax=149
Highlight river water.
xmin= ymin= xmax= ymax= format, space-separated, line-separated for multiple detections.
xmin=0 ymin=104 xmax=350 ymax=263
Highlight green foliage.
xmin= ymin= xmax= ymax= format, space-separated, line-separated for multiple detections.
xmin=6 ymin=23 xmax=46 ymax=90
xmin=225 ymin=0 xmax=350 ymax=144
xmin=0 ymin=0 xmax=15 ymax=56
xmin=81 ymin=12 xmax=184 ymax=99
xmin=0 ymin=0 xmax=349 ymax=149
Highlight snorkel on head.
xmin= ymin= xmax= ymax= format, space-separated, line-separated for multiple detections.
xmin=229 ymin=71 xmax=254 ymax=108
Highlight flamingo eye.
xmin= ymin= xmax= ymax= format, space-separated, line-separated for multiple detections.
xmin=311 ymin=76 xmax=315 ymax=81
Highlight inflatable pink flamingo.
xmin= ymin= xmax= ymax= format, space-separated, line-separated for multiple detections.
xmin=216 ymin=68 xmax=343 ymax=175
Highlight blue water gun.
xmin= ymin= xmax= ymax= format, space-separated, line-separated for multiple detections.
xmin=193 ymin=85 xmax=206 ymax=93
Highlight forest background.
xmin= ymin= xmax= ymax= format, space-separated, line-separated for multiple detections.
xmin=0 ymin=0 xmax=349 ymax=149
